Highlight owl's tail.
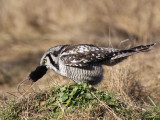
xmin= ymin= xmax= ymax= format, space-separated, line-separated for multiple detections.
xmin=128 ymin=43 xmax=156 ymax=52
xmin=104 ymin=43 xmax=156 ymax=66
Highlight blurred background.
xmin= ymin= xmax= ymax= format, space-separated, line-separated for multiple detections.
xmin=0 ymin=0 xmax=160 ymax=103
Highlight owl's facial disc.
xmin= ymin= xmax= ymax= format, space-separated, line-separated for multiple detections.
xmin=17 ymin=66 xmax=48 ymax=95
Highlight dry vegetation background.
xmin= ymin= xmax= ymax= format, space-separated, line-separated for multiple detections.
xmin=0 ymin=0 xmax=160 ymax=106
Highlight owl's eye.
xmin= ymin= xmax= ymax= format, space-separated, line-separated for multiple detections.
xmin=43 ymin=59 xmax=47 ymax=63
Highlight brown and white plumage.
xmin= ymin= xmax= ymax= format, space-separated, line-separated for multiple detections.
xmin=17 ymin=43 xmax=156 ymax=94
xmin=36 ymin=43 xmax=156 ymax=85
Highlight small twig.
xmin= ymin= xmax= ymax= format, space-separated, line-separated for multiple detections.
xmin=30 ymin=87 xmax=35 ymax=94
xmin=47 ymin=79 xmax=51 ymax=89
xmin=47 ymin=74 xmax=60 ymax=87
xmin=108 ymin=27 xmax=113 ymax=48
xmin=119 ymin=39 xmax=130 ymax=48
xmin=37 ymin=84 xmax=43 ymax=93
xmin=91 ymin=92 xmax=122 ymax=120
xmin=6 ymin=92 xmax=18 ymax=98
xmin=58 ymin=101 xmax=65 ymax=117
xmin=22 ymin=88 xmax=27 ymax=93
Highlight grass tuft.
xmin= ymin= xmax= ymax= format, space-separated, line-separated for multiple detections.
xmin=0 ymin=83 xmax=160 ymax=119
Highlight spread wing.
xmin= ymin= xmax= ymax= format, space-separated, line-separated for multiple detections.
xmin=59 ymin=44 xmax=118 ymax=67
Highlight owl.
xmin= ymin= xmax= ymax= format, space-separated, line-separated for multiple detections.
xmin=17 ymin=43 xmax=156 ymax=94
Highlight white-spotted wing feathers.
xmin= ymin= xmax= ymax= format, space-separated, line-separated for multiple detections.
xmin=59 ymin=43 xmax=156 ymax=67
xmin=60 ymin=44 xmax=118 ymax=67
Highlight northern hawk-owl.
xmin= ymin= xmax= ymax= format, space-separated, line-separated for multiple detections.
xmin=17 ymin=43 xmax=156 ymax=94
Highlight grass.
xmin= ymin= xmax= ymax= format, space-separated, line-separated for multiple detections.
xmin=0 ymin=83 xmax=160 ymax=120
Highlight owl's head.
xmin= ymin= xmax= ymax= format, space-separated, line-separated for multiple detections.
xmin=40 ymin=45 xmax=67 ymax=71
xmin=29 ymin=45 xmax=67 ymax=83
xmin=17 ymin=45 xmax=67 ymax=95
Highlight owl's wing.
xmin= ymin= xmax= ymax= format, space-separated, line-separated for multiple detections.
xmin=60 ymin=43 xmax=156 ymax=67
xmin=59 ymin=44 xmax=117 ymax=67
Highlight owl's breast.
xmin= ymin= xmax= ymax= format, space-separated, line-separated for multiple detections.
xmin=57 ymin=61 xmax=104 ymax=85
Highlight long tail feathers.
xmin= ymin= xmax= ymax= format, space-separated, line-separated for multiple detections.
xmin=111 ymin=43 xmax=156 ymax=60
xmin=129 ymin=43 xmax=156 ymax=52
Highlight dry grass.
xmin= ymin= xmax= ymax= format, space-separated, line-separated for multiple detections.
xmin=1 ymin=0 xmax=160 ymax=44
xmin=0 ymin=0 xmax=160 ymax=119
xmin=1 ymin=83 xmax=159 ymax=119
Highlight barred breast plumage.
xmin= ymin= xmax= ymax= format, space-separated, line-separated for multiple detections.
xmin=58 ymin=60 xmax=104 ymax=85
xmin=20 ymin=43 xmax=155 ymax=86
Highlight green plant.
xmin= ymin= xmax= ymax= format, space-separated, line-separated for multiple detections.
xmin=0 ymin=83 xmax=160 ymax=120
